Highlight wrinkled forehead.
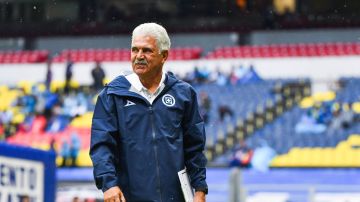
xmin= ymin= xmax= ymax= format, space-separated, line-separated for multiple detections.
xmin=131 ymin=35 xmax=159 ymax=48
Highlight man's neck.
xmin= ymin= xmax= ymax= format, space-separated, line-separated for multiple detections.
xmin=139 ymin=71 xmax=163 ymax=93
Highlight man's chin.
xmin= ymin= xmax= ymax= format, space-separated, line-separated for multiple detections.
xmin=134 ymin=69 xmax=147 ymax=76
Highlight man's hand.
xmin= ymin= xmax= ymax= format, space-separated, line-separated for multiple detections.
xmin=104 ymin=186 xmax=126 ymax=202
xmin=193 ymin=191 xmax=206 ymax=202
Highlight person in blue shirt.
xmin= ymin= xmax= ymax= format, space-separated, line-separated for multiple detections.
xmin=90 ymin=22 xmax=208 ymax=202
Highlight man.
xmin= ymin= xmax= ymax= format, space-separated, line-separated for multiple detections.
xmin=91 ymin=60 xmax=106 ymax=92
xmin=64 ymin=53 xmax=73 ymax=94
xmin=90 ymin=22 xmax=208 ymax=202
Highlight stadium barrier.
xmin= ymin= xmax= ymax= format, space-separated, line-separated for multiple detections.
xmin=0 ymin=143 xmax=56 ymax=202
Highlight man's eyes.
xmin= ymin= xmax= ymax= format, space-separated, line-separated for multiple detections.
xmin=131 ymin=48 xmax=153 ymax=53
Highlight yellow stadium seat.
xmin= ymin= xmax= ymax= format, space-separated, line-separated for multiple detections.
xmin=0 ymin=90 xmax=22 ymax=110
xmin=11 ymin=113 xmax=25 ymax=124
xmin=0 ymin=85 xmax=9 ymax=94
xmin=312 ymin=91 xmax=336 ymax=102
xmin=70 ymin=80 xmax=80 ymax=89
xmin=50 ymin=80 xmax=65 ymax=92
xmin=17 ymin=80 xmax=34 ymax=94
xmin=271 ymin=142 xmax=360 ymax=168
xmin=70 ymin=112 xmax=93 ymax=128
xmin=347 ymin=134 xmax=360 ymax=145
xmin=103 ymin=78 xmax=111 ymax=85
xmin=77 ymin=149 xmax=92 ymax=167
xmin=352 ymin=102 xmax=360 ymax=113
xmin=36 ymin=83 xmax=47 ymax=92
xmin=336 ymin=141 xmax=350 ymax=151
xmin=299 ymin=97 xmax=314 ymax=108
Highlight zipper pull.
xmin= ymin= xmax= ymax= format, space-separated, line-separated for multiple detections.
xmin=148 ymin=106 xmax=153 ymax=114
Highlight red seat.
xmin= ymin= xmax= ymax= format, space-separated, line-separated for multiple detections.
xmin=31 ymin=116 xmax=47 ymax=134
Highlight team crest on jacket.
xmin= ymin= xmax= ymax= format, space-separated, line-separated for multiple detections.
xmin=162 ymin=94 xmax=175 ymax=107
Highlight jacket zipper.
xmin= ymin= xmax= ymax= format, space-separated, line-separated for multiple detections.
xmin=149 ymin=106 xmax=163 ymax=202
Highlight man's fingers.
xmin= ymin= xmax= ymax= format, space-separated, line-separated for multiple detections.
xmin=105 ymin=196 xmax=119 ymax=202
xmin=114 ymin=196 xmax=121 ymax=202
xmin=120 ymin=195 xmax=126 ymax=202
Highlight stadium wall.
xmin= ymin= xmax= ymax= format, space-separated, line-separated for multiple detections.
xmin=0 ymin=143 xmax=56 ymax=202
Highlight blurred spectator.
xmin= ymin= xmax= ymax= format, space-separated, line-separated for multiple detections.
xmin=193 ymin=66 xmax=210 ymax=84
xmin=214 ymin=70 xmax=228 ymax=86
xmin=218 ymin=105 xmax=234 ymax=122
xmin=47 ymin=115 xmax=69 ymax=133
xmin=45 ymin=58 xmax=53 ymax=91
xmin=251 ymin=141 xmax=276 ymax=172
xmin=63 ymin=92 xmax=87 ymax=118
xmin=229 ymin=140 xmax=253 ymax=168
xmin=60 ymin=138 xmax=70 ymax=167
xmin=72 ymin=196 xmax=81 ymax=202
xmin=234 ymin=65 xmax=247 ymax=80
xmin=314 ymin=102 xmax=333 ymax=125
xmin=20 ymin=195 xmax=30 ymax=202
xmin=18 ymin=114 xmax=35 ymax=132
xmin=237 ymin=65 xmax=262 ymax=84
xmin=0 ymin=110 xmax=13 ymax=126
xmin=30 ymin=115 xmax=47 ymax=134
xmin=199 ymin=91 xmax=211 ymax=124
xmin=329 ymin=103 xmax=355 ymax=130
xmin=70 ymin=132 xmax=81 ymax=167
xmin=229 ymin=66 xmax=239 ymax=85
xmin=64 ymin=54 xmax=74 ymax=94
xmin=183 ymin=71 xmax=195 ymax=84
xmin=49 ymin=137 xmax=56 ymax=153
xmin=43 ymin=91 xmax=59 ymax=120
xmin=295 ymin=109 xmax=326 ymax=134
xmin=91 ymin=61 xmax=106 ymax=92
xmin=0 ymin=110 xmax=14 ymax=138
xmin=0 ymin=124 xmax=4 ymax=140
xmin=63 ymin=92 xmax=79 ymax=117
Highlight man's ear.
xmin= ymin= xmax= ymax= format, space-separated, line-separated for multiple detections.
xmin=161 ymin=50 xmax=169 ymax=62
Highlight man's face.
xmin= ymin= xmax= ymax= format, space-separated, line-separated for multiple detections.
xmin=131 ymin=35 xmax=167 ymax=77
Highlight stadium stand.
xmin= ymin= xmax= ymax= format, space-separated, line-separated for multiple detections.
xmin=2 ymin=47 xmax=360 ymax=170
xmin=240 ymin=77 xmax=360 ymax=167
xmin=0 ymin=64 xmax=311 ymax=167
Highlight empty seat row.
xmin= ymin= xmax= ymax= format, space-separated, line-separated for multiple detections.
xmin=271 ymin=134 xmax=360 ymax=167
xmin=0 ymin=50 xmax=49 ymax=63
xmin=1 ymin=43 xmax=359 ymax=63
xmin=206 ymin=43 xmax=360 ymax=59
xmin=52 ymin=47 xmax=202 ymax=62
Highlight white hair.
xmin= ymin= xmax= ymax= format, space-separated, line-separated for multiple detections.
xmin=131 ymin=22 xmax=171 ymax=53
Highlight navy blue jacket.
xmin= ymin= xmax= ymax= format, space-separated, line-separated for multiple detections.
xmin=90 ymin=72 xmax=207 ymax=202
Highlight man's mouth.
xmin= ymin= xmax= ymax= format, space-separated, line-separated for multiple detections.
xmin=134 ymin=60 xmax=148 ymax=65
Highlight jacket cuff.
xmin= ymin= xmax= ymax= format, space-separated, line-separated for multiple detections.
xmin=95 ymin=174 xmax=119 ymax=193
xmin=195 ymin=187 xmax=208 ymax=195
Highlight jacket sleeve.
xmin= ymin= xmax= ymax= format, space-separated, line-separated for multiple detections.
xmin=182 ymin=87 xmax=208 ymax=191
xmin=90 ymin=89 xmax=120 ymax=192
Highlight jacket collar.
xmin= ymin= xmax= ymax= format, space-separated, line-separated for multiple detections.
xmin=125 ymin=72 xmax=166 ymax=93
xmin=106 ymin=71 xmax=178 ymax=97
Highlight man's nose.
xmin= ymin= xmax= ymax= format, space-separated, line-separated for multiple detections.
xmin=136 ymin=50 xmax=145 ymax=58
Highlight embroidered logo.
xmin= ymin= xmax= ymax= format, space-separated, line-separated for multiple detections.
xmin=124 ymin=100 xmax=136 ymax=107
xmin=162 ymin=94 xmax=175 ymax=107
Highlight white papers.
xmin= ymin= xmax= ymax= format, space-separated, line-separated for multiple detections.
xmin=178 ymin=168 xmax=194 ymax=202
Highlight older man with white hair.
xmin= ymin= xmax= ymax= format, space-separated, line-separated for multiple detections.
xmin=90 ymin=22 xmax=208 ymax=202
